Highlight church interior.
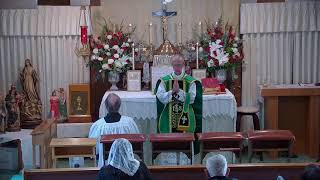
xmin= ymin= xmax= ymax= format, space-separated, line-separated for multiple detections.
xmin=0 ymin=0 xmax=320 ymax=179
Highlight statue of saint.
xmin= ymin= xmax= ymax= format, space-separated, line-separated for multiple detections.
xmin=5 ymin=85 xmax=21 ymax=132
xmin=0 ymin=92 xmax=7 ymax=133
xmin=19 ymin=59 xmax=42 ymax=128
xmin=58 ymin=88 xmax=67 ymax=120
xmin=50 ymin=90 xmax=60 ymax=119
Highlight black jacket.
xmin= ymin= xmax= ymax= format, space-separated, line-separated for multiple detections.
xmin=97 ymin=161 xmax=152 ymax=180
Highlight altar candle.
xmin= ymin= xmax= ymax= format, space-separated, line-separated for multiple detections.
xmin=129 ymin=23 xmax=133 ymax=32
xmin=196 ymin=42 xmax=199 ymax=69
xmin=177 ymin=22 xmax=182 ymax=44
xmin=149 ymin=22 xmax=153 ymax=45
xmin=113 ymin=23 xmax=116 ymax=33
xmin=132 ymin=43 xmax=135 ymax=70
xmin=198 ymin=21 xmax=202 ymax=35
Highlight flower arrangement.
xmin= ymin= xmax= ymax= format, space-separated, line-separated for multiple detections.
xmin=88 ymin=24 xmax=135 ymax=79
xmin=198 ymin=19 xmax=244 ymax=72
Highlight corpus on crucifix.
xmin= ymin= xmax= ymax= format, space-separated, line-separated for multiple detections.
xmin=152 ymin=0 xmax=179 ymax=55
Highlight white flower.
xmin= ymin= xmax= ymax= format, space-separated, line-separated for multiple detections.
xmin=99 ymin=70 xmax=102 ymax=73
xmin=125 ymin=43 xmax=130 ymax=47
xmin=102 ymin=64 xmax=110 ymax=70
xmin=213 ymin=49 xmax=229 ymax=66
xmin=127 ymin=38 xmax=132 ymax=42
xmin=232 ymin=48 xmax=238 ymax=53
xmin=104 ymin=44 xmax=109 ymax=50
xmin=121 ymin=43 xmax=126 ymax=48
xmin=107 ymin=35 xmax=112 ymax=40
xmin=112 ymin=45 xmax=119 ymax=50
xmin=114 ymin=60 xmax=123 ymax=68
xmin=106 ymin=52 xmax=111 ymax=56
xmin=119 ymin=55 xmax=129 ymax=65
xmin=118 ymin=49 xmax=124 ymax=54
xmin=191 ymin=47 xmax=196 ymax=51
xmin=207 ymin=60 xmax=214 ymax=67
xmin=209 ymin=41 xmax=223 ymax=57
xmin=233 ymin=43 xmax=238 ymax=48
xmin=199 ymin=47 xmax=203 ymax=52
xmin=135 ymin=48 xmax=139 ymax=52
xmin=91 ymin=55 xmax=97 ymax=60
xmin=93 ymin=48 xmax=99 ymax=54
xmin=98 ymin=57 xmax=103 ymax=61
xmin=114 ymin=54 xmax=119 ymax=58
xmin=234 ymin=52 xmax=240 ymax=57
xmin=235 ymin=37 xmax=239 ymax=41
xmin=108 ymin=59 xmax=114 ymax=64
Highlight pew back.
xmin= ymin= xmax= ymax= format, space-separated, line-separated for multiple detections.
xmin=24 ymin=163 xmax=319 ymax=180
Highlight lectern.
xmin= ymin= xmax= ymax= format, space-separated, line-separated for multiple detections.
xmin=261 ymin=86 xmax=320 ymax=157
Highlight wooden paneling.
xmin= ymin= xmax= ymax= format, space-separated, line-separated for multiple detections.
xmin=278 ymin=97 xmax=308 ymax=154
xmin=261 ymin=87 xmax=320 ymax=158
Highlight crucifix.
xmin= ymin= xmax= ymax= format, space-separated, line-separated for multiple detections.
xmin=152 ymin=0 xmax=177 ymax=42
xmin=152 ymin=0 xmax=179 ymax=55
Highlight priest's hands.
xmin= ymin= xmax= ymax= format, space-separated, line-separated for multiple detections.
xmin=173 ymin=79 xmax=179 ymax=94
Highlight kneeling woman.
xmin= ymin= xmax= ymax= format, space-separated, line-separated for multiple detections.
xmin=97 ymin=138 xmax=152 ymax=180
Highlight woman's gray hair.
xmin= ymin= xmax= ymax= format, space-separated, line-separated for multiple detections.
xmin=105 ymin=93 xmax=121 ymax=113
xmin=206 ymin=154 xmax=228 ymax=177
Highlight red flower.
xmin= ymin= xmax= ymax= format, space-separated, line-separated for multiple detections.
xmin=205 ymin=47 xmax=210 ymax=53
xmin=213 ymin=50 xmax=217 ymax=57
xmin=214 ymin=60 xmax=219 ymax=66
xmin=97 ymin=44 xmax=103 ymax=49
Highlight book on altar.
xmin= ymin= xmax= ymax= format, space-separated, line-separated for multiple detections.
xmin=201 ymin=78 xmax=225 ymax=94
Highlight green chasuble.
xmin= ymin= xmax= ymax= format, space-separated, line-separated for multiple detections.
xmin=155 ymin=74 xmax=203 ymax=134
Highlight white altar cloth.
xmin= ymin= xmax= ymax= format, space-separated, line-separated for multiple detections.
xmin=99 ymin=90 xmax=237 ymax=133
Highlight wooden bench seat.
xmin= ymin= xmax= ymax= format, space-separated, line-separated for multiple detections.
xmin=149 ymin=133 xmax=195 ymax=165
xmin=100 ymin=134 xmax=146 ymax=161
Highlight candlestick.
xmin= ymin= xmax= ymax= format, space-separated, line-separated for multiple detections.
xmin=196 ymin=43 xmax=199 ymax=69
xmin=132 ymin=43 xmax=135 ymax=70
xmin=149 ymin=23 xmax=153 ymax=45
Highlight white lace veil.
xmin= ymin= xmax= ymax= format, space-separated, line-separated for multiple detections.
xmin=107 ymin=138 xmax=140 ymax=176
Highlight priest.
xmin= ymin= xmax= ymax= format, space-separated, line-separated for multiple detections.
xmin=155 ymin=54 xmax=202 ymax=134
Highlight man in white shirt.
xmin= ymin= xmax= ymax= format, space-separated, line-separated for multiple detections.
xmin=89 ymin=93 xmax=139 ymax=167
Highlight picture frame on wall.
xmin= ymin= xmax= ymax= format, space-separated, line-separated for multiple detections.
xmin=68 ymin=84 xmax=91 ymax=123
xmin=127 ymin=70 xmax=141 ymax=91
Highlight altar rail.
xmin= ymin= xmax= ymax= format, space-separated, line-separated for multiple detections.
xmin=24 ymin=163 xmax=317 ymax=180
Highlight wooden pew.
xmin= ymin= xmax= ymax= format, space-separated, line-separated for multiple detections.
xmin=31 ymin=119 xmax=57 ymax=168
xmin=24 ymin=163 xmax=319 ymax=180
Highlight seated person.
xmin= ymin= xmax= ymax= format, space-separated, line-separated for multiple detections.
xmin=205 ymin=154 xmax=238 ymax=180
xmin=301 ymin=164 xmax=320 ymax=180
xmin=155 ymin=54 xmax=202 ymax=133
xmin=97 ymin=138 xmax=152 ymax=180
xmin=89 ymin=93 xmax=140 ymax=167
